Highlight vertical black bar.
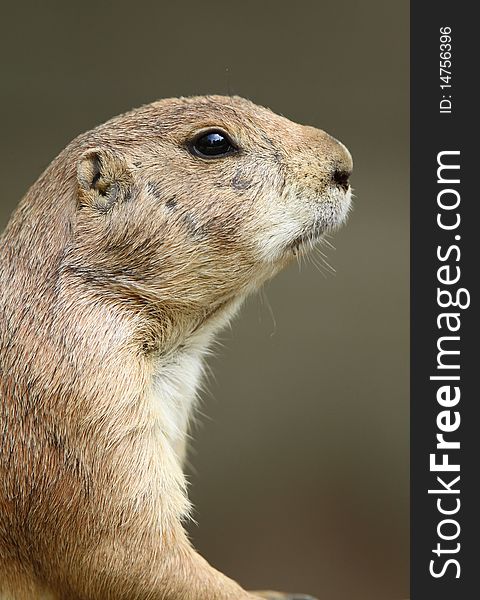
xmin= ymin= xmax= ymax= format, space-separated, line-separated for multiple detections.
xmin=411 ymin=2 xmax=478 ymax=599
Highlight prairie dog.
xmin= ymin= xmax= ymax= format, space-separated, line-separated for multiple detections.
xmin=0 ymin=96 xmax=352 ymax=599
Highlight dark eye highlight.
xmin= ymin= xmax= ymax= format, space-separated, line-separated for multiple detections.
xmin=189 ymin=129 xmax=237 ymax=159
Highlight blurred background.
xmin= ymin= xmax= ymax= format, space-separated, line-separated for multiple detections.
xmin=0 ymin=1 xmax=409 ymax=599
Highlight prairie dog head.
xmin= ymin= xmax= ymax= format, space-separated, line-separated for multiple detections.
xmin=70 ymin=95 xmax=352 ymax=333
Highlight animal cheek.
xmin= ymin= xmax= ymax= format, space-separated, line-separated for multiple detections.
xmin=176 ymin=211 xmax=208 ymax=240
xmin=231 ymin=172 xmax=252 ymax=191
xmin=165 ymin=197 xmax=178 ymax=210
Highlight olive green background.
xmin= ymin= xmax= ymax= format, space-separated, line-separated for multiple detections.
xmin=0 ymin=1 xmax=409 ymax=599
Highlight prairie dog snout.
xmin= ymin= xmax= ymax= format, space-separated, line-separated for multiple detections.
xmin=0 ymin=95 xmax=353 ymax=600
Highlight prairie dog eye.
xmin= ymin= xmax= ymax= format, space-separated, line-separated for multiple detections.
xmin=189 ymin=129 xmax=238 ymax=158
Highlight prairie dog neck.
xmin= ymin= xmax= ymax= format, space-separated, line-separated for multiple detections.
xmin=149 ymin=297 xmax=244 ymax=464
xmin=151 ymin=342 xmax=204 ymax=463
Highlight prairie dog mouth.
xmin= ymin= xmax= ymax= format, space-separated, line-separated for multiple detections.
xmin=289 ymin=185 xmax=352 ymax=253
xmin=288 ymin=224 xmax=325 ymax=253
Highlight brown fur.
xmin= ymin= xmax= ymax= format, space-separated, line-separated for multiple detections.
xmin=0 ymin=96 xmax=352 ymax=599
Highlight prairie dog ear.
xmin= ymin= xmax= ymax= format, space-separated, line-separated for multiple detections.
xmin=76 ymin=148 xmax=131 ymax=210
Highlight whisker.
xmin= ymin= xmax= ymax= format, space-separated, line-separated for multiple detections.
xmin=259 ymin=288 xmax=277 ymax=337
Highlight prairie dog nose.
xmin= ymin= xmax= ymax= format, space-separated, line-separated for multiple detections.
xmin=331 ymin=167 xmax=351 ymax=191
xmin=328 ymin=137 xmax=353 ymax=191
xmin=304 ymin=126 xmax=353 ymax=189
